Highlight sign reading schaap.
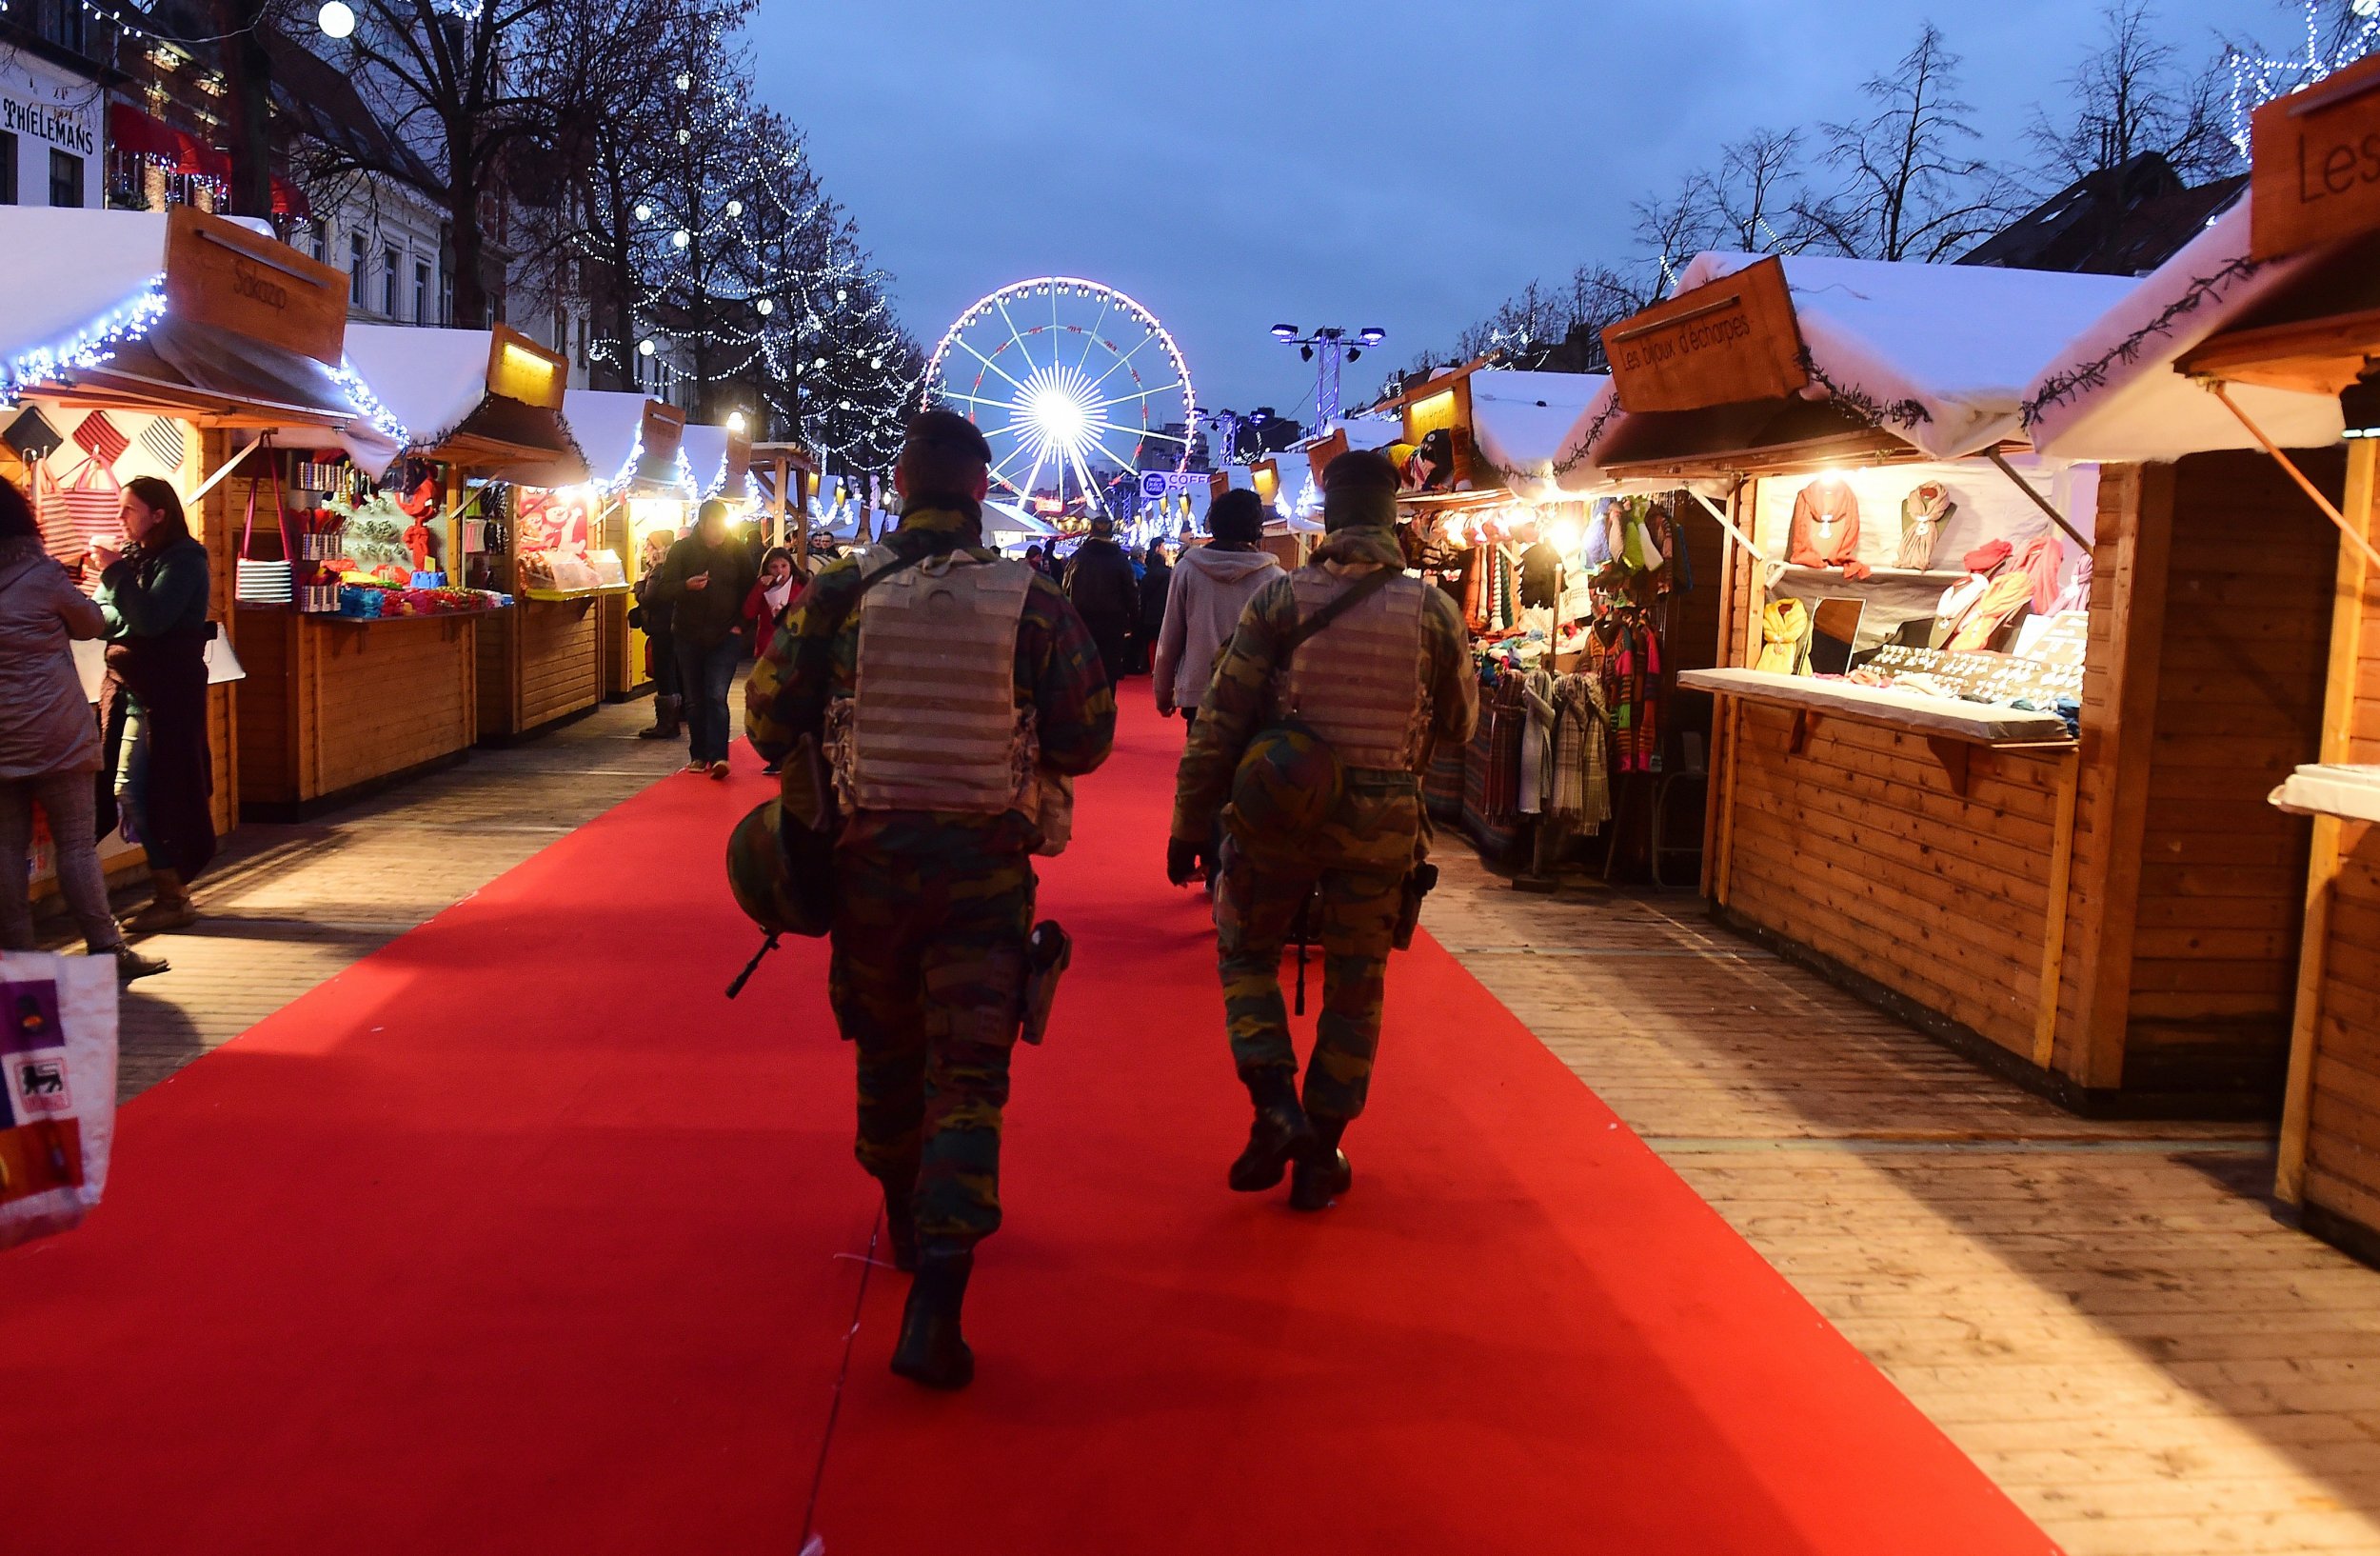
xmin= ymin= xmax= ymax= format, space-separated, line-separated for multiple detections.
xmin=2251 ymin=52 xmax=2380 ymax=262
xmin=1601 ymin=255 xmax=1808 ymax=415
xmin=164 ymin=207 xmax=349 ymax=365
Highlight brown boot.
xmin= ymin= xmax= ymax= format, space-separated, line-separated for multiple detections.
xmin=123 ymin=868 xmax=197 ymax=938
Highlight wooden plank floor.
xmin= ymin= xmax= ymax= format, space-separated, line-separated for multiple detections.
xmin=32 ymin=698 xmax=697 ymax=1101
xmin=1426 ymin=854 xmax=2380 ymax=1556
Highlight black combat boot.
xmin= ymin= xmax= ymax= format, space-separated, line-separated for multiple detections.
xmin=880 ymin=1179 xmax=919 ymax=1273
xmin=890 ymin=1249 xmax=974 ymax=1389
xmin=637 ymin=694 xmax=683 ymax=740
xmin=1228 ymin=1068 xmax=1319 ymax=1192
xmin=1289 ymin=1117 xmax=1353 ymax=1213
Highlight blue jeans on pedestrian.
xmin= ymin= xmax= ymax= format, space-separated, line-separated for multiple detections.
xmin=673 ymin=632 xmax=741 ymax=765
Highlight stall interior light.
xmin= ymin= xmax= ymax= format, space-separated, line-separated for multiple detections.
xmin=2342 ymin=367 xmax=2380 ymax=440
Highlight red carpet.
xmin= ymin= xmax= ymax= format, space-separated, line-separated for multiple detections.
xmin=0 ymin=699 xmax=2054 ymax=1555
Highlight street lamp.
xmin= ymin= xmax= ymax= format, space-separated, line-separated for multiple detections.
xmin=1270 ymin=325 xmax=1386 ymax=430
xmin=316 ymin=0 xmax=356 ymax=37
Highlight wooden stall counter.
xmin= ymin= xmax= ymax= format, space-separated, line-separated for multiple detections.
xmin=1696 ymin=669 xmax=2084 ymax=1082
xmin=476 ymin=594 xmax=606 ymax=742
xmin=233 ymin=606 xmax=478 ymax=819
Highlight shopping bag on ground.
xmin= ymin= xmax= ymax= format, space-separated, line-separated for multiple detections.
xmin=0 ymin=952 xmax=120 ymax=1252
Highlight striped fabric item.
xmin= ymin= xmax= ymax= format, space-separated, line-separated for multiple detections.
xmin=846 ymin=554 xmax=1036 ymax=813
xmin=72 ymin=412 xmax=129 ymax=469
xmin=138 ymin=416 xmax=188 ymax=470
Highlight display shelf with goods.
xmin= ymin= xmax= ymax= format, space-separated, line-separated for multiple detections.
xmin=1370 ymin=364 xmax=1718 ymax=886
xmin=1 ymin=205 xmax=403 ymax=872
xmin=2022 ymin=52 xmax=2380 ymax=1251
xmin=341 ymin=323 xmax=585 ymax=751
xmin=1594 ymin=246 xmax=2319 ymax=1116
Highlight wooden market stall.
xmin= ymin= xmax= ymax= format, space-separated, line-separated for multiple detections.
xmin=2021 ymin=55 xmax=2380 ymax=1241
xmin=342 ymin=322 xmax=589 ymax=749
xmin=1597 ymin=248 xmax=2343 ymax=1115
xmin=2 ymin=205 xmax=401 ymax=856
xmin=750 ymin=440 xmax=818 ymax=559
xmin=565 ymin=389 xmax=693 ymax=704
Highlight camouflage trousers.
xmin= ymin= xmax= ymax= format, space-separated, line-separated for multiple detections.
xmin=1213 ymin=788 xmax=1416 ymax=1122
xmin=827 ymin=835 xmax=1034 ymax=1253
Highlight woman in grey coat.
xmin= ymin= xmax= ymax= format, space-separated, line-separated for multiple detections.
xmin=0 ymin=476 xmax=165 ymax=980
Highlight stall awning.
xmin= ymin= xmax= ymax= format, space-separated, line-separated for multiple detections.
xmin=107 ymin=105 xmax=310 ymax=216
xmin=679 ymin=423 xmax=745 ymax=499
xmin=983 ymin=499 xmax=1057 ymax=539
xmin=2021 ymin=201 xmax=2357 ymax=461
xmin=1468 ymin=369 xmax=1607 ymax=500
xmin=564 ymin=389 xmax=687 ymax=493
xmin=345 ymin=322 xmax=585 ymax=482
xmin=3 ymin=206 xmax=390 ymax=468
xmin=1600 ymin=252 xmax=2133 ymax=474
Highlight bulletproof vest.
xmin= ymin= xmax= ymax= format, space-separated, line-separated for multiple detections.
xmin=1277 ymin=566 xmax=1432 ymax=773
xmin=843 ymin=548 xmax=1036 ymax=813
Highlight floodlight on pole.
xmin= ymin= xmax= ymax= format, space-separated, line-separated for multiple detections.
xmin=1272 ymin=325 xmax=1384 ymax=430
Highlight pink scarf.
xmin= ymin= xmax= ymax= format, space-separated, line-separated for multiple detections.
xmin=2016 ymin=534 xmax=2063 ymax=613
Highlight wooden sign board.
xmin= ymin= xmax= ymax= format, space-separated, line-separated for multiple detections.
xmin=1305 ymin=429 xmax=1349 ymax=486
xmin=162 ymin=207 xmax=347 ymax=366
xmin=2251 ymin=52 xmax=2380 ymax=262
xmin=1601 ymin=255 xmax=1808 ymax=414
xmin=724 ymin=424 xmax=752 ymax=489
xmin=638 ymin=400 xmax=686 ymax=463
xmin=486 ymin=324 xmax=567 ymax=411
xmin=1207 ymin=470 xmax=1230 ymax=502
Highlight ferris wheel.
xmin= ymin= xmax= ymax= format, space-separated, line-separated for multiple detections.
xmin=923 ymin=277 xmax=1195 ymax=516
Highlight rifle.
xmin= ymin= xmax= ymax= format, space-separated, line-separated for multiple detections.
xmin=1291 ymin=885 xmax=1319 ymax=1016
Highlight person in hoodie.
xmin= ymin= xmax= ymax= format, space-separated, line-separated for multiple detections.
xmin=1152 ymin=489 xmax=1279 ymax=729
xmin=1135 ymin=542 xmax=1172 ymax=674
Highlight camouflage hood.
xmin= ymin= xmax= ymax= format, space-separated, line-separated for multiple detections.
xmin=1308 ymin=526 xmax=1405 ymax=576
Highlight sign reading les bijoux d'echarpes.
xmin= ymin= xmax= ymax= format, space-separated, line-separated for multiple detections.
xmin=2251 ymin=51 xmax=2380 ymax=262
xmin=1601 ymin=255 xmax=1808 ymax=415
xmin=162 ymin=207 xmax=348 ymax=366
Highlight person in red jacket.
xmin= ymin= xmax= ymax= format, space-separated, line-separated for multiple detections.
xmin=742 ymin=546 xmax=797 ymax=663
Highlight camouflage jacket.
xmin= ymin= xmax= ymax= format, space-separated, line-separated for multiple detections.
xmin=1171 ymin=525 xmax=1478 ymax=844
xmin=745 ymin=501 xmax=1117 ymax=857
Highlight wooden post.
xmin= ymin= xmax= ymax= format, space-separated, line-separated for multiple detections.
xmin=2279 ymin=435 xmax=2378 ymax=1203
xmin=2033 ymin=755 xmax=2084 ymax=1069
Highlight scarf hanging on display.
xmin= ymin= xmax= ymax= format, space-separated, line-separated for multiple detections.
xmin=1944 ymin=570 xmax=2034 ymax=651
xmin=1547 ymin=673 xmax=1612 ymax=833
xmin=1754 ymin=598 xmax=1813 ymax=676
xmin=2048 ymin=552 xmax=2093 ymax=615
xmin=1896 ymin=482 xmax=1952 ymax=569
xmin=2016 ymin=533 xmax=2064 ymax=613
xmin=1788 ymin=477 xmax=1861 ymax=568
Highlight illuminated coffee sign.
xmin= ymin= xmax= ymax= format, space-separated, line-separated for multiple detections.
xmin=2251 ymin=53 xmax=2380 ymax=261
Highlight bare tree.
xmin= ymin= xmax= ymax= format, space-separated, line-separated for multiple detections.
xmin=1806 ymin=23 xmax=2015 ymax=261
xmin=2029 ymin=0 xmax=2234 ymax=188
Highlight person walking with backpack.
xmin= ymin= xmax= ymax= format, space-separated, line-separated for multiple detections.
xmin=1152 ymin=489 xmax=1279 ymax=730
xmin=743 ymin=410 xmax=1115 ymax=1389
xmin=1167 ymin=450 xmax=1476 ymax=1213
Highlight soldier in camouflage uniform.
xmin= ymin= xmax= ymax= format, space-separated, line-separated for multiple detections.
xmin=746 ymin=410 xmax=1115 ymax=1388
xmin=1168 ymin=449 xmax=1477 ymax=1211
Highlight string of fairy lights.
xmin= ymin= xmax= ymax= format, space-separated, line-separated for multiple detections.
xmin=2226 ymin=1 xmax=2380 ymax=157
xmin=578 ymin=19 xmax=917 ymax=476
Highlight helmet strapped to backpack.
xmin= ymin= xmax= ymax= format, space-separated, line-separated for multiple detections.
xmin=1228 ymin=720 xmax=1344 ymax=848
xmin=726 ymin=795 xmax=837 ymax=940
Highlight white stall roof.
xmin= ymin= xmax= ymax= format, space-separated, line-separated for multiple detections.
xmin=984 ymin=499 xmax=1057 ymax=539
xmin=342 ymin=324 xmax=506 ymax=449
xmin=679 ymin=423 xmax=742 ymax=497
xmin=1469 ymin=369 xmax=1606 ymax=499
xmin=1672 ymin=251 xmax=2135 ymax=460
xmin=2 ymin=209 xmax=172 ymax=381
xmin=1263 ymin=449 xmax=1319 ymax=515
xmin=2020 ymin=203 xmax=2340 ymax=462
xmin=562 ymin=389 xmax=653 ymax=487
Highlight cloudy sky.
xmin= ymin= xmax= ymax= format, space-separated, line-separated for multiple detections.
xmin=750 ymin=0 xmax=2282 ymax=423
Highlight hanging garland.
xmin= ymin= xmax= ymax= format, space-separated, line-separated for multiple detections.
xmin=2018 ymin=251 xmax=2266 ymax=429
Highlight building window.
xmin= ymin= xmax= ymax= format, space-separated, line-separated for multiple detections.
xmin=414 ymin=260 xmax=431 ymax=325
xmin=0 ymin=132 xmax=16 ymax=205
xmin=382 ymin=248 xmax=398 ymax=316
xmin=49 ymin=150 xmax=83 ymax=209
xmin=348 ymin=231 xmax=366 ymax=307
xmin=310 ymin=222 xmax=327 ymax=263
